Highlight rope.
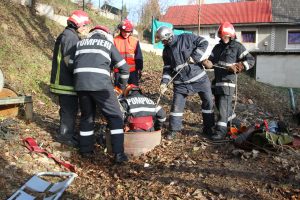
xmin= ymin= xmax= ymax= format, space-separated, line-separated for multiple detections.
xmin=156 ymin=66 xmax=186 ymax=106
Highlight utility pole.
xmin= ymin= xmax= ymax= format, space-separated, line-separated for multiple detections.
xmin=82 ymin=0 xmax=85 ymax=11
xmin=99 ymin=0 xmax=101 ymax=9
xmin=121 ymin=0 xmax=124 ymax=21
xmin=198 ymin=0 xmax=201 ymax=35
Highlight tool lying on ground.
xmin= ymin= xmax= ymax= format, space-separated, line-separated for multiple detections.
xmin=7 ymin=171 xmax=77 ymax=200
xmin=23 ymin=137 xmax=76 ymax=172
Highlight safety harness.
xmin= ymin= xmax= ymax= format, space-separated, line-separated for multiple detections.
xmin=23 ymin=137 xmax=76 ymax=172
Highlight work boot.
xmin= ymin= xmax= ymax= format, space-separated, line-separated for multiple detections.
xmin=80 ymin=151 xmax=95 ymax=159
xmin=165 ymin=131 xmax=178 ymax=140
xmin=211 ymin=132 xmax=226 ymax=141
xmin=114 ymin=152 xmax=128 ymax=164
xmin=57 ymin=134 xmax=79 ymax=148
xmin=96 ymin=132 xmax=106 ymax=148
xmin=200 ymin=127 xmax=214 ymax=139
xmin=228 ymin=118 xmax=241 ymax=128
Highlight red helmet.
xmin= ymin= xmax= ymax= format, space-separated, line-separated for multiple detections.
xmin=67 ymin=10 xmax=90 ymax=28
xmin=217 ymin=22 xmax=236 ymax=38
xmin=90 ymin=25 xmax=110 ymax=33
xmin=118 ymin=19 xmax=134 ymax=32
xmin=124 ymin=84 xmax=140 ymax=97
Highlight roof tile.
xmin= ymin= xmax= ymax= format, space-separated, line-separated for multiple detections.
xmin=160 ymin=0 xmax=272 ymax=26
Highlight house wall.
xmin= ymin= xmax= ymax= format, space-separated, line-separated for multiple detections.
xmin=256 ymin=54 xmax=300 ymax=88
xmin=274 ymin=25 xmax=300 ymax=52
xmin=180 ymin=24 xmax=300 ymax=53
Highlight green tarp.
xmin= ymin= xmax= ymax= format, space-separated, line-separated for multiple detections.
xmin=151 ymin=19 xmax=192 ymax=49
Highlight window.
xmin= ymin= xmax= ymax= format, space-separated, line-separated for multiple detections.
xmin=209 ymin=33 xmax=216 ymax=39
xmin=288 ymin=30 xmax=300 ymax=44
xmin=241 ymin=31 xmax=256 ymax=43
xmin=286 ymin=29 xmax=300 ymax=49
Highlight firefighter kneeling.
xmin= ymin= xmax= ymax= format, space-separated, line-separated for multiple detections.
xmin=120 ymin=84 xmax=166 ymax=132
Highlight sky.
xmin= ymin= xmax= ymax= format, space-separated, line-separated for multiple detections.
xmin=91 ymin=0 xmax=230 ymax=22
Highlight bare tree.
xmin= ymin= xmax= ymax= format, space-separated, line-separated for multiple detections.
xmin=139 ymin=0 xmax=161 ymax=28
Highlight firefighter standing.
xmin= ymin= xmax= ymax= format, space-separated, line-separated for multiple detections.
xmin=72 ymin=26 xmax=130 ymax=163
xmin=202 ymin=22 xmax=255 ymax=140
xmin=114 ymin=19 xmax=143 ymax=86
xmin=155 ymin=26 xmax=215 ymax=140
xmin=120 ymin=84 xmax=166 ymax=132
xmin=50 ymin=10 xmax=90 ymax=147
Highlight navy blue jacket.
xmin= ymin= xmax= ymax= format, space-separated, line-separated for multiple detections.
xmin=161 ymin=34 xmax=209 ymax=94
xmin=72 ymin=32 xmax=129 ymax=91
xmin=209 ymin=39 xmax=255 ymax=95
xmin=50 ymin=27 xmax=79 ymax=95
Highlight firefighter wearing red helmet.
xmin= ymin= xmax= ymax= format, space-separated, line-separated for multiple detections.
xmin=202 ymin=21 xmax=255 ymax=141
xmin=120 ymin=84 xmax=166 ymax=132
xmin=114 ymin=19 xmax=143 ymax=87
xmin=71 ymin=25 xmax=130 ymax=163
xmin=50 ymin=10 xmax=90 ymax=147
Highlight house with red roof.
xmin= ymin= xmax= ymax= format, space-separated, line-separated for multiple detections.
xmin=160 ymin=0 xmax=300 ymax=52
xmin=160 ymin=0 xmax=300 ymax=88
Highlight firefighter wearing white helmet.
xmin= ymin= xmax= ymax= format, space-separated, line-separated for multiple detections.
xmin=50 ymin=10 xmax=90 ymax=147
xmin=155 ymin=26 xmax=215 ymax=140
xmin=202 ymin=21 xmax=255 ymax=141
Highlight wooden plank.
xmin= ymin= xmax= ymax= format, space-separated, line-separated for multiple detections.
xmin=25 ymin=101 xmax=33 ymax=122
xmin=0 ymin=96 xmax=32 ymax=105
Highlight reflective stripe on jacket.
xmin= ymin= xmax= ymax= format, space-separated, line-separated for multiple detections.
xmin=209 ymin=39 xmax=255 ymax=95
xmin=114 ymin=35 xmax=138 ymax=73
xmin=161 ymin=34 xmax=209 ymax=90
xmin=73 ymin=32 xmax=129 ymax=91
xmin=50 ymin=27 xmax=78 ymax=95
xmin=120 ymin=92 xmax=166 ymax=131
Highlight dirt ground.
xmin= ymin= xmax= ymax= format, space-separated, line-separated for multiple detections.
xmin=1 ymin=71 xmax=300 ymax=200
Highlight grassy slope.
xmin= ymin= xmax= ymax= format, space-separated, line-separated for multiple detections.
xmin=0 ymin=0 xmax=120 ymax=108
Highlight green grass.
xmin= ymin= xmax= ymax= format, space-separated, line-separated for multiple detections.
xmin=0 ymin=0 xmax=122 ymax=110
xmin=142 ymin=51 xmax=164 ymax=72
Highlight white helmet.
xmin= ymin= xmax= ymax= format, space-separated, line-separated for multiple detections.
xmin=155 ymin=26 xmax=174 ymax=44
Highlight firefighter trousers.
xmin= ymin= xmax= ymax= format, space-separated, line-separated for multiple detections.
xmin=170 ymin=91 xmax=215 ymax=134
xmin=215 ymin=94 xmax=236 ymax=136
xmin=78 ymin=90 xmax=124 ymax=154
xmin=58 ymin=95 xmax=78 ymax=138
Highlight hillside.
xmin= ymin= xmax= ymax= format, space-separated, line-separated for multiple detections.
xmin=1 ymin=0 xmax=300 ymax=199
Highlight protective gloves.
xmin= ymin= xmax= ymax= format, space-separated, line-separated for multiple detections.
xmin=227 ymin=62 xmax=244 ymax=73
xmin=201 ymin=59 xmax=213 ymax=69
xmin=227 ymin=65 xmax=237 ymax=73
xmin=160 ymin=83 xmax=168 ymax=94
xmin=235 ymin=62 xmax=244 ymax=73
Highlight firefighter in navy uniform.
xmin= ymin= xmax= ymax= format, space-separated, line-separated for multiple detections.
xmin=50 ymin=10 xmax=90 ymax=147
xmin=72 ymin=25 xmax=130 ymax=163
xmin=202 ymin=22 xmax=255 ymax=140
xmin=155 ymin=26 xmax=215 ymax=140
xmin=120 ymin=84 xmax=166 ymax=132
xmin=114 ymin=19 xmax=143 ymax=86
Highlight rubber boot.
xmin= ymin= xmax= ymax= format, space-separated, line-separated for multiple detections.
xmin=115 ymin=152 xmax=128 ymax=164
xmin=165 ymin=131 xmax=178 ymax=140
